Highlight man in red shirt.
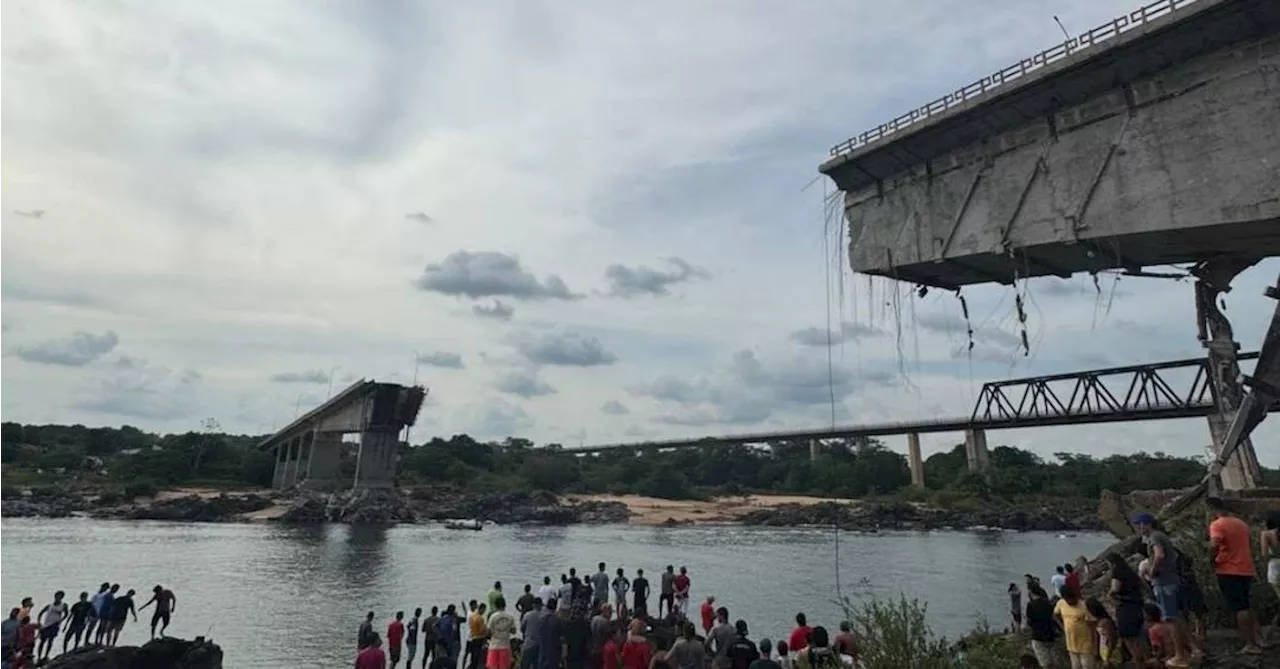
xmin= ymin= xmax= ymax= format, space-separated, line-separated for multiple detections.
xmin=1063 ymin=564 xmax=1081 ymax=597
xmin=357 ymin=634 xmax=388 ymax=669
xmin=673 ymin=567 xmax=691 ymax=617
xmin=787 ymin=613 xmax=811 ymax=652
xmin=602 ymin=626 xmax=622 ymax=669
xmin=388 ymin=611 xmax=406 ymax=669
xmin=699 ymin=596 xmax=716 ymax=634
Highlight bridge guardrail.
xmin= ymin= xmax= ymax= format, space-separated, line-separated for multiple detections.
xmin=828 ymin=0 xmax=1199 ymax=157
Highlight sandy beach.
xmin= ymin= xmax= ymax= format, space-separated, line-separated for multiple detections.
xmin=565 ymin=493 xmax=861 ymax=525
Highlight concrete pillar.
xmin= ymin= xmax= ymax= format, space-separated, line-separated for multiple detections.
xmin=302 ymin=432 xmax=342 ymax=490
xmin=854 ymin=436 xmax=871 ymax=455
xmin=964 ymin=428 xmax=990 ymax=473
xmin=297 ymin=432 xmax=314 ymax=484
xmin=809 ymin=439 xmax=821 ymax=462
xmin=272 ymin=445 xmax=287 ymax=489
xmin=907 ymin=433 xmax=925 ymax=488
xmin=283 ymin=436 xmax=300 ymax=487
xmin=355 ymin=431 xmax=397 ymax=488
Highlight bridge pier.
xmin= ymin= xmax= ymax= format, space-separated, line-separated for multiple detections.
xmin=302 ymin=432 xmax=342 ymax=489
xmin=907 ymin=433 xmax=924 ymax=487
xmin=354 ymin=431 xmax=398 ymax=488
xmin=809 ymin=439 xmax=821 ymax=462
xmin=854 ymin=436 xmax=871 ymax=454
xmin=964 ymin=428 xmax=990 ymax=474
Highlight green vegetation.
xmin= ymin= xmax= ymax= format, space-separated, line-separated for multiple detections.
xmin=840 ymin=594 xmax=1019 ymax=669
xmin=5 ymin=421 xmax=1277 ymax=501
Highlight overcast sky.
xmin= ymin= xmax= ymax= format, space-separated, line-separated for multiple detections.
xmin=3 ymin=0 xmax=1276 ymax=464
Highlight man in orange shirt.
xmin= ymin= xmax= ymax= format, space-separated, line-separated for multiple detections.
xmin=1207 ymin=497 xmax=1265 ymax=655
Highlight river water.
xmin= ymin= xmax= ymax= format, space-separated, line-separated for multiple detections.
xmin=0 ymin=519 xmax=1113 ymax=667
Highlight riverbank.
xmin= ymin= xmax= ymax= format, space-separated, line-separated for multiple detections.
xmin=0 ymin=484 xmax=1103 ymax=531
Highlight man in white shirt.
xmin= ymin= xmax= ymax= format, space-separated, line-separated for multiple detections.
xmin=36 ymin=591 xmax=69 ymax=662
xmin=1048 ymin=566 xmax=1067 ymax=598
xmin=537 ymin=577 xmax=557 ymax=607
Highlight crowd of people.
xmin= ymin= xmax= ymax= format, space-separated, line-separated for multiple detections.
xmin=1007 ymin=502 xmax=1280 ymax=669
xmin=0 ymin=584 xmax=176 ymax=668
xmin=352 ymin=563 xmax=856 ymax=669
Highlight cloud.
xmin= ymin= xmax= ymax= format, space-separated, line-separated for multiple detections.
xmin=513 ymin=332 xmax=617 ymax=367
xmin=417 ymin=351 xmax=464 ymax=369
xmin=416 ymin=251 xmax=581 ymax=302
xmin=1 ymin=283 xmax=103 ymax=308
xmin=603 ymin=257 xmax=709 ymax=298
xmin=600 ymin=400 xmax=630 ymax=415
xmin=269 ymin=369 xmax=330 ymax=384
xmin=631 ymin=349 xmax=890 ymax=427
xmin=466 ymin=399 xmax=535 ymax=438
xmin=12 ymin=330 xmax=119 ymax=366
xmin=494 ymin=370 xmax=556 ymax=397
xmin=472 ymin=300 xmax=515 ymax=321
xmin=404 ymin=211 xmax=434 ymax=223
xmin=790 ymin=322 xmax=886 ymax=347
xmin=916 ymin=313 xmax=1022 ymax=349
xmin=72 ymin=357 xmax=202 ymax=421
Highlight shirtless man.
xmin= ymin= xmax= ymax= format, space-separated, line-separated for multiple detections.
xmin=139 ymin=585 xmax=177 ymax=639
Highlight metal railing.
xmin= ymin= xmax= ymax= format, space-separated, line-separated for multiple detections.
xmin=828 ymin=0 xmax=1199 ymax=157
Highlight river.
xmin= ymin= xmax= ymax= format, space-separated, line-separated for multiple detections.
xmin=0 ymin=519 xmax=1114 ymax=667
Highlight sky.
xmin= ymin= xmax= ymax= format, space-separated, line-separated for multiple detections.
xmin=2 ymin=0 xmax=1276 ymax=464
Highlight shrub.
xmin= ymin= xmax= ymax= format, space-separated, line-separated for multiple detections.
xmin=839 ymin=594 xmax=1020 ymax=669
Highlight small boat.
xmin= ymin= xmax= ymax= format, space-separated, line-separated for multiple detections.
xmin=444 ymin=519 xmax=483 ymax=531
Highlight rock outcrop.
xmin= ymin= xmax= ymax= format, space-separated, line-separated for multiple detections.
xmin=107 ymin=494 xmax=273 ymax=522
xmin=48 ymin=636 xmax=223 ymax=669
xmin=407 ymin=490 xmax=631 ymax=525
xmin=734 ymin=499 xmax=1100 ymax=532
xmin=276 ymin=487 xmax=416 ymax=525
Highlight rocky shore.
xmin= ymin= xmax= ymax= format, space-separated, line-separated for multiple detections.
xmin=1 ymin=483 xmax=1110 ymax=531
xmin=731 ymin=498 xmax=1103 ymax=532
xmin=48 ymin=636 xmax=223 ymax=669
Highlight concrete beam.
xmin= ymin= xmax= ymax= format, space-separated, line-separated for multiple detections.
xmin=907 ymin=433 xmax=925 ymax=487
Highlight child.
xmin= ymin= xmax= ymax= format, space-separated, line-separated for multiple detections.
xmin=776 ymin=640 xmax=792 ymax=669
xmin=1085 ymin=598 xmax=1117 ymax=667
xmin=1143 ymin=604 xmax=1174 ymax=667
xmin=1053 ymin=587 xmax=1096 ymax=669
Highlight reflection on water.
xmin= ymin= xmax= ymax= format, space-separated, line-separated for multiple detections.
xmin=1 ymin=519 xmax=1114 ymax=668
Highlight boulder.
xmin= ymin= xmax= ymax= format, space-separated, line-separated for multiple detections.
xmin=48 ymin=636 xmax=222 ymax=669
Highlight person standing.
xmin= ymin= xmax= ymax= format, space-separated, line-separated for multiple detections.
xmin=1063 ymin=564 xmax=1081 ymax=597
xmin=106 ymin=588 xmax=136 ymax=647
xmin=3 ymin=608 xmax=21 ymax=661
xmin=389 ymin=611 xmax=406 ymax=669
xmin=787 ymin=614 xmax=811 ymax=654
xmin=517 ymin=586 xmax=538 ymax=619
xmin=36 ymin=591 xmax=69 ymax=662
xmin=659 ymin=567 xmax=675 ymax=618
xmin=487 ymin=596 xmax=517 ymax=669
xmin=1105 ymin=553 xmax=1147 ymax=667
xmin=1263 ymin=512 xmax=1280 ymax=625
xmin=1052 ymin=587 xmax=1095 ymax=669
xmin=1208 ymin=496 xmax=1266 ymax=655
xmin=489 ymin=583 xmax=504 ymax=615
xmin=672 ymin=568 xmax=690 ymax=617
xmin=1049 ymin=566 xmax=1066 ymax=601
xmin=536 ymin=599 xmax=563 ymax=669
xmin=138 ymin=585 xmax=177 ymax=639
xmin=63 ymin=592 xmax=94 ymax=653
xmin=559 ymin=576 xmax=574 ymax=610
xmin=1132 ymin=513 xmax=1192 ymax=667
xmin=84 ymin=583 xmax=109 ymax=644
xmin=406 ymin=608 xmax=422 ymax=669
xmin=1007 ymin=583 xmax=1022 ymax=632
xmin=749 ymin=639 xmax=781 ymax=669
xmin=467 ymin=603 xmax=489 ymax=669
xmin=667 ymin=622 xmax=702 ymax=669
xmin=360 ymin=611 xmax=378 ymax=650
xmin=438 ymin=605 xmax=460 ymax=666
xmin=1023 ymin=586 xmax=1057 ymax=669
xmin=830 ymin=622 xmax=857 ymax=667
xmin=611 ymin=569 xmax=630 ymax=618
xmin=94 ymin=585 xmax=117 ymax=645
xmin=357 ymin=634 xmax=388 ymax=669
xmin=708 ymin=608 xmax=735 ymax=661
xmin=699 ymin=597 xmax=716 ymax=636
xmin=422 ymin=606 xmax=440 ymax=669
xmin=620 ymin=619 xmax=652 ymax=669
xmin=520 ymin=599 xmax=548 ymax=669
xmin=591 ymin=564 xmax=611 ymax=611
xmin=725 ymin=621 xmax=760 ymax=669
xmin=631 ymin=570 xmax=649 ymax=618
xmin=537 ymin=578 xmax=557 ymax=608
